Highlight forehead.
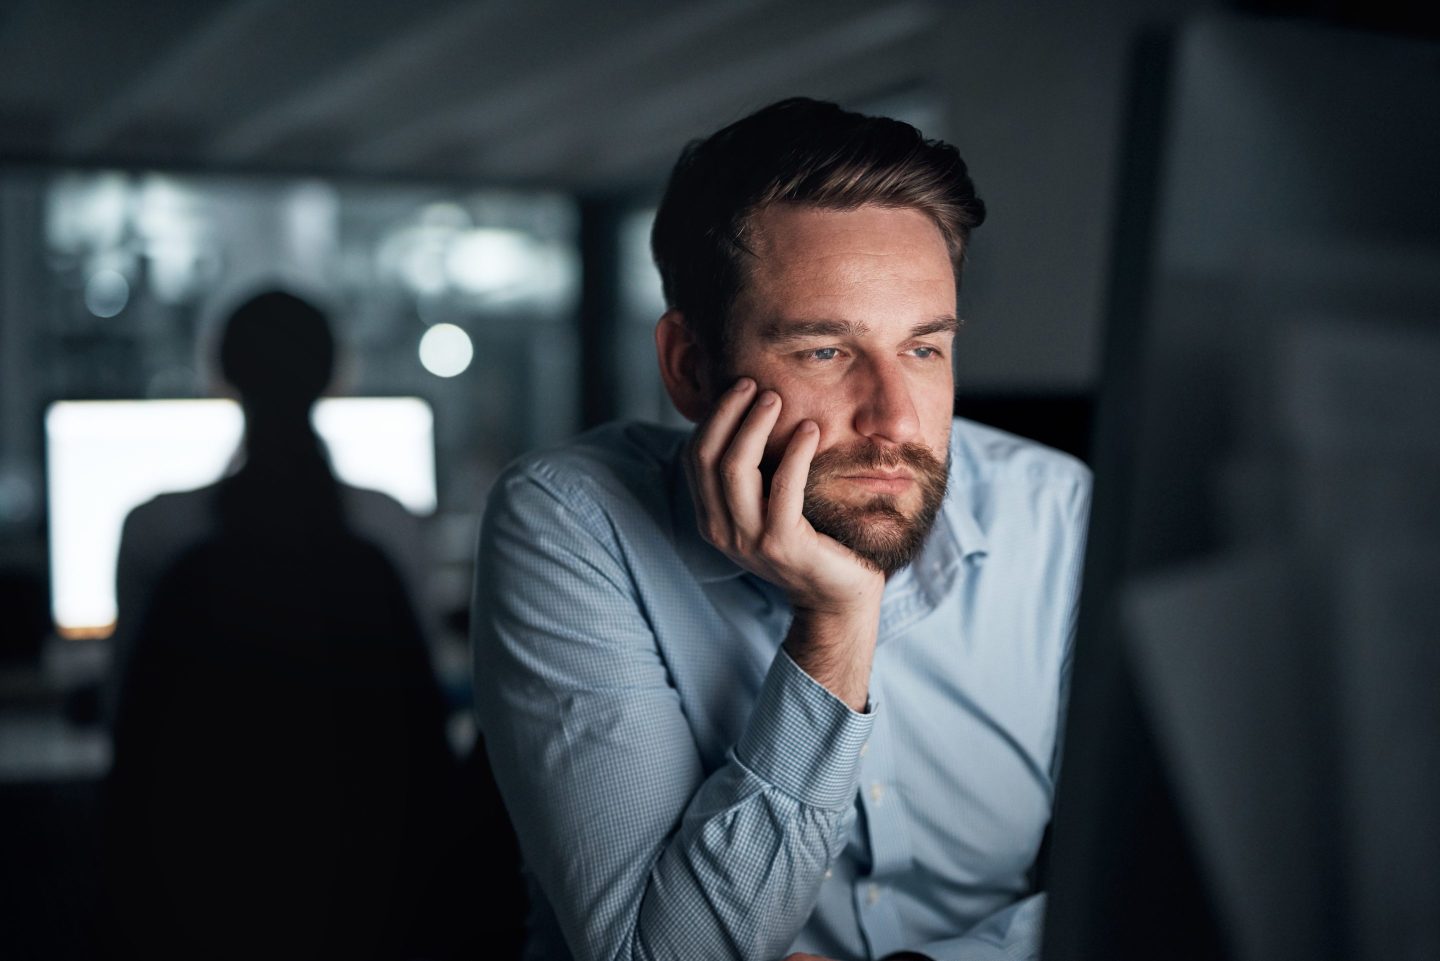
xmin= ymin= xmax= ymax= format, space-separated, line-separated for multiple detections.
xmin=734 ymin=204 xmax=956 ymax=331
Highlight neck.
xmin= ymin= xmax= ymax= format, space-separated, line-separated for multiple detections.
xmin=240 ymin=403 xmax=324 ymax=467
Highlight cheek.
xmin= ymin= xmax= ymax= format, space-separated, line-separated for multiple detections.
xmin=758 ymin=385 xmax=843 ymax=465
xmin=923 ymin=394 xmax=954 ymax=447
xmin=908 ymin=368 xmax=955 ymax=447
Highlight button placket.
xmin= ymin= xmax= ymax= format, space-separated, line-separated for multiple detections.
xmin=850 ymin=664 xmax=910 ymax=958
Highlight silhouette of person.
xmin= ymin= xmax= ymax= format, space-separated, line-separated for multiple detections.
xmin=103 ymin=291 xmax=456 ymax=961
xmin=105 ymin=295 xmax=430 ymax=728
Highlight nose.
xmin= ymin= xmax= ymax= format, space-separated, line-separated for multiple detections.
xmin=852 ymin=357 xmax=922 ymax=445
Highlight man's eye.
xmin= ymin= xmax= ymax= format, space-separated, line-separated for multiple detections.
xmin=911 ymin=346 xmax=939 ymax=359
xmin=806 ymin=347 xmax=840 ymax=361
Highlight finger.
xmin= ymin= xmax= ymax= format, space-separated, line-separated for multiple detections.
xmin=689 ymin=378 xmax=755 ymax=543
xmin=692 ymin=377 xmax=755 ymax=471
xmin=767 ymin=419 xmax=819 ymax=531
xmin=719 ymin=389 xmax=781 ymax=536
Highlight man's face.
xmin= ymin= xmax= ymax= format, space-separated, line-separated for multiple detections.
xmin=722 ymin=203 xmax=958 ymax=573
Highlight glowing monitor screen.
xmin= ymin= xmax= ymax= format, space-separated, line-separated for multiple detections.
xmin=45 ymin=397 xmax=436 ymax=638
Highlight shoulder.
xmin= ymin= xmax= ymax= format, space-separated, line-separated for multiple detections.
xmin=117 ymin=485 xmax=224 ymax=588
xmin=487 ymin=421 xmax=687 ymax=529
xmin=338 ymin=484 xmax=417 ymax=524
xmin=336 ymin=485 xmax=422 ymax=564
xmin=477 ymin=423 xmax=689 ymax=607
xmin=123 ymin=484 xmax=221 ymax=537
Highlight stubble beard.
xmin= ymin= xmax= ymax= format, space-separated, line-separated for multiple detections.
xmin=802 ymin=440 xmax=950 ymax=576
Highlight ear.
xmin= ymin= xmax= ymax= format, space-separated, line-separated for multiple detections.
xmin=655 ymin=309 xmax=712 ymax=423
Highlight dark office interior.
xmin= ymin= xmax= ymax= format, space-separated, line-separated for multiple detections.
xmin=1 ymin=1 xmax=1436 ymax=959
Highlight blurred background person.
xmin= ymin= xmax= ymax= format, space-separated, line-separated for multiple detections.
xmin=104 ymin=290 xmax=456 ymax=960
xmin=104 ymin=291 xmax=430 ymax=727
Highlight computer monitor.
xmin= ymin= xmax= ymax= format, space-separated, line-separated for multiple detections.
xmin=44 ymin=396 xmax=437 ymax=638
xmin=1042 ymin=14 xmax=1440 ymax=961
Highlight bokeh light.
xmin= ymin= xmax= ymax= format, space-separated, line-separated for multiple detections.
xmin=84 ymin=269 xmax=130 ymax=318
xmin=418 ymin=323 xmax=473 ymax=378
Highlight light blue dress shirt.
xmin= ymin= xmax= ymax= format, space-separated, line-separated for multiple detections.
xmin=473 ymin=418 xmax=1091 ymax=961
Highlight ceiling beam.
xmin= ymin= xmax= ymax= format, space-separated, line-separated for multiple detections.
xmin=207 ymin=0 xmax=566 ymax=165
xmin=61 ymin=0 xmax=292 ymax=154
xmin=476 ymin=2 xmax=937 ymax=185
xmin=343 ymin=0 xmax=780 ymax=170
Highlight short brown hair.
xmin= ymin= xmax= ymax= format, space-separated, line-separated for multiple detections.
xmin=651 ymin=97 xmax=986 ymax=361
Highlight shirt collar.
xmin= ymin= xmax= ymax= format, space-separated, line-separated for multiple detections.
xmin=931 ymin=419 xmax=992 ymax=565
xmin=941 ymin=485 xmax=990 ymax=561
xmin=895 ymin=483 xmax=987 ymax=609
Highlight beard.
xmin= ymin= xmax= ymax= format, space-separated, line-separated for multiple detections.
xmin=801 ymin=440 xmax=949 ymax=575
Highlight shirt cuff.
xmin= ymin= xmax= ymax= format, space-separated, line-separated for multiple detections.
xmin=734 ymin=645 xmax=876 ymax=809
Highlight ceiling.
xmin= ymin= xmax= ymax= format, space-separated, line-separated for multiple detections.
xmin=0 ymin=0 xmax=944 ymax=192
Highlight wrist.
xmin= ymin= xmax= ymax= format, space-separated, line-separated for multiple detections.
xmin=788 ymin=572 xmax=884 ymax=621
xmin=789 ymin=594 xmax=881 ymax=633
xmin=784 ymin=603 xmax=880 ymax=712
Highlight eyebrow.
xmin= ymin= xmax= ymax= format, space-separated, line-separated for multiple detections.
xmin=910 ymin=316 xmax=961 ymax=338
xmin=759 ymin=315 xmax=959 ymax=343
xmin=759 ymin=319 xmax=867 ymax=342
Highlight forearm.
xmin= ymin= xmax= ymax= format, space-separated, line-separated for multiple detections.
xmin=484 ymin=645 xmax=874 ymax=961
xmin=640 ymin=649 xmax=874 ymax=958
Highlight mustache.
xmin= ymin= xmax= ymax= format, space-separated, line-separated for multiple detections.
xmin=808 ymin=440 xmax=945 ymax=478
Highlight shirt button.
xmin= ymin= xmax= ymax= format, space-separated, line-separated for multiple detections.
xmin=859 ymin=740 xmax=869 ymax=757
xmin=869 ymin=782 xmax=885 ymax=804
xmin=823 ymin=868 xmax=833 ymax=880
xmin=866 ymin=883 xmax=881 ymax=906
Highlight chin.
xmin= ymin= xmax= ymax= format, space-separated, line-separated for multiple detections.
xmin=803 ymin=494 xmax=936 ymax=576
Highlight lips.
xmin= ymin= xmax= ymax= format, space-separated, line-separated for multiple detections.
xmin=810 ymin=442 xmax=934 ymax=496
xmin=836 ymin=472 xmax=914 ymax=494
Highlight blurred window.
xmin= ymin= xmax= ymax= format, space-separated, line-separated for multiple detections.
xmin=16 ymin=170 xmax=582 ymax=505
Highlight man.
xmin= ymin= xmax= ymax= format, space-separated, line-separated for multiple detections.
xmin=473 ymin=98 xmax=1090 ymax=961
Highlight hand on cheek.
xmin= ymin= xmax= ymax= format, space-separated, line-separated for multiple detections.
xmin=686 ymin=377 xmax=882 ymax=616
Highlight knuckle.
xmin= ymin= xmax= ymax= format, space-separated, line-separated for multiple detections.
xmin=718 ymin=454 xmax=748 ymax=483
xmin=756 ymin=532 xmax=787 ymax=563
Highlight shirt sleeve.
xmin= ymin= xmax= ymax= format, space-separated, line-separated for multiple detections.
xmin=472 ymin=461 xmax=875 ymax=961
